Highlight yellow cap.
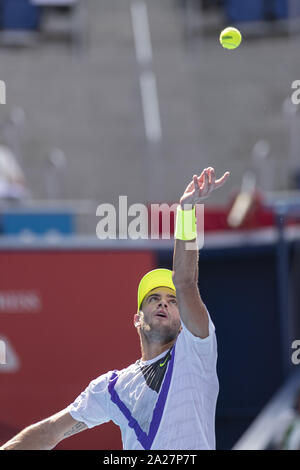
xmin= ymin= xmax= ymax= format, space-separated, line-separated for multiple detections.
xmin=137 ymin=268 xmax=175 ymax=311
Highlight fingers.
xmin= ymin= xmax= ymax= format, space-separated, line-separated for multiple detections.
xmin=180 ymin=168 xmax=229 ymax=208
xmin=209 ymin=167 xmax=216 ymax=186
xmin=193 ymin=174 xmax=200 ymax=192
xmin=215 ymin=171 xmax=230 ymax=188
xmin=202 ymin=169 xmax=210 ymax=194
xmin=195 ymin=167 xmax=230 ymax=197
xmin=199 ymin=168 xmax=212 ymax=195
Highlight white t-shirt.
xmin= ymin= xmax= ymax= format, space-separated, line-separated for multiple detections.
xmin=67 ymin=313 xmax=219 ymax=450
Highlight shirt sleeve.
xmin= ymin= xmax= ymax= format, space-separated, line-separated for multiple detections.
xmin=67 ymin=371 xmax=115 ymax=429
xmin=179 ymin=305 xmax=217 ymax=358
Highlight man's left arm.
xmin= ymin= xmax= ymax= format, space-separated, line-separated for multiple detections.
xmin=173 ymin=236 xmax=209 ymax=338
xmin=172 ymin=167 xmax=230 ymax=338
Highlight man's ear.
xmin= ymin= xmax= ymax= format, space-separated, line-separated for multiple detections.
xmin=134 ymin=312 xmax=141 ymax=328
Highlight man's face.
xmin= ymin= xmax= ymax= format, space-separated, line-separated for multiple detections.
xmin=135 ymin=287 xmax=181 ymax=344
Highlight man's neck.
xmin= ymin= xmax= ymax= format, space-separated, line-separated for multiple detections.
xmin=140 ymin=338 xmax=176 ymax=362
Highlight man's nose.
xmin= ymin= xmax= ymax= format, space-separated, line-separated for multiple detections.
xmin=158 ymin=300 xmax=168 ymax=308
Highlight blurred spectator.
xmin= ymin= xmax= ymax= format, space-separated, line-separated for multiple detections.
xmin=267 ymin=388 xmax=300 ymax=450
xmin=0 ymin=145 xmax=29 ymax=200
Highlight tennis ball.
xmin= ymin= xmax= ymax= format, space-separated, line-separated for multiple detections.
xmin=219 ymin=27 xmax=242 ymax=50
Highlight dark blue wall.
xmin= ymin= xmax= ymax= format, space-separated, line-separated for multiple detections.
xmin=156 ymin=242 xmax=287 ymax=449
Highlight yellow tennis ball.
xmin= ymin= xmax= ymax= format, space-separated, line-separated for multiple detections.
xmin=219 ymin=27 xmax=242 ymax=50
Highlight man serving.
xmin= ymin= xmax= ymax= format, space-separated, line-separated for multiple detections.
xmin=1 ymin=166 xmax=230 ymax=450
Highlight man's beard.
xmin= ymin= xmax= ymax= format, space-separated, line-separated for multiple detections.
xmin=140 ymin=318 xmax=181 ymax=344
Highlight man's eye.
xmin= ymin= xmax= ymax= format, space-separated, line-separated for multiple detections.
xmin=170 ymin=299 xmax=177 ymax=304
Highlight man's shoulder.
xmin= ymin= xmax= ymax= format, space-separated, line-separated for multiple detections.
xmin=174 ymin=319 xmax=217 ymax=358
xmin=89 ymin=361 xmax=137 ymax=385
xmin=107 ymin=360 xmax=142 ymax=381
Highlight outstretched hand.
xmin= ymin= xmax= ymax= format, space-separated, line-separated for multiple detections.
xmin=180 ymin=167 xmax=230 ymax=208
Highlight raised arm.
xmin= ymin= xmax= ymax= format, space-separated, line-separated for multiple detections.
xmin=172 ymin=167 xmax=230 ymax=338
xmin=0 ymin=409 xmax=87 ymax=450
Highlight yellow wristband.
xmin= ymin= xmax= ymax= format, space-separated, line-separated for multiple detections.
xmin=175 ymin=205 xmax=197 ymax=240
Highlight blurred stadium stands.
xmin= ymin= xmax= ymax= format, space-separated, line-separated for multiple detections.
xmin=0 ymin=0 xmax=87 ymax=50
xmin=1 ymin=0 xmax=300 ymax=450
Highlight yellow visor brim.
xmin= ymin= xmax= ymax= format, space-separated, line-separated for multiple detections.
xmin=137 ymin=268 xmax=175 ymax=310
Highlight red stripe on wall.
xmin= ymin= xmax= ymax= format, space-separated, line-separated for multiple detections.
xmin=0 ymin=250 xmax=156 ymax=449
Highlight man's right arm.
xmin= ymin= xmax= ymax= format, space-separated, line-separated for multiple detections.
xmin=0 ymin=409 xmax=87 ymax=450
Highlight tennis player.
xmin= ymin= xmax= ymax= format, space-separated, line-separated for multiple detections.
xmin=1 ymin=167 xmax=230 ymax=450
